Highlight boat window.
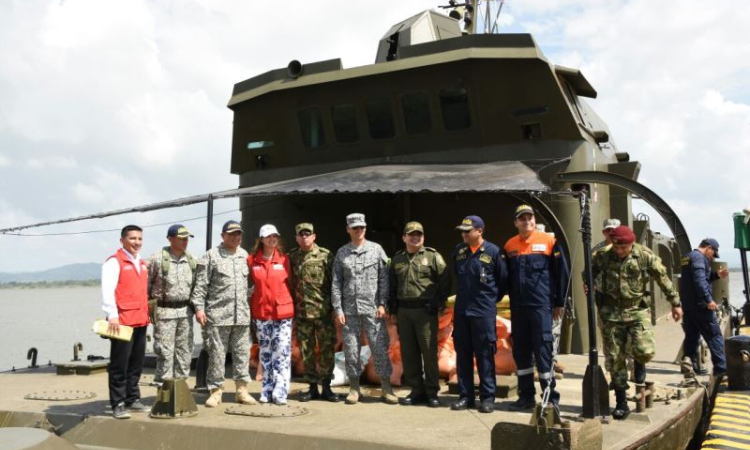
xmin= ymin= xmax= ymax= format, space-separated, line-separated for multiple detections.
xmin=331 ymin=104 xmax=359 ymax=143
xmin=401 ymin=93 xmax=432 ymax=135
xmin=297 ymin=108 xmax=326 ymax=148
xmin=440 ymin=87 xmax=471 ymax=130
xmin=247 ymin=141 xmax=274 ymax=150
xmin=365 ymin=98 xmax=395 ymax=139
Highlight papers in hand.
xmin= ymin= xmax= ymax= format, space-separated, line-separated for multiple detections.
xmin=92 ymin=319 xmax=133 ymax=342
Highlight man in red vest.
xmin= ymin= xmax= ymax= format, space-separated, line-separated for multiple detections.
xmin=101 ymin=225 xmax=151 ymax=419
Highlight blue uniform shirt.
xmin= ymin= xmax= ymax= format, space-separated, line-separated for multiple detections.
xmin=679 ymin=250 xmax=719 ymax=310
xmin=452 ymin=240 xmax=507 ymax=317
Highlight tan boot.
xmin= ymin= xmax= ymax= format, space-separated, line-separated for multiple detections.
xmin=345 ymin=380 xmax=361 ymax=405
xmin=205 ymin=388 xmax=223 ymax=408
xmin=235 ymin=380 xmax=257 ymax=405
xmin=380 ymin=379 xmax=398 ymax=405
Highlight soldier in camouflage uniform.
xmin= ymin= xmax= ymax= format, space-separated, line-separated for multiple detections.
xmin=289 ymin=222 xmax=340 ymax=402
xmin=332 ymin=213 xmax=397 ymax=405
xmin=147 ymin=224 xmax=196 ymax=384
xmin=190 ymin=220 xmax=256 ymax=407
xmin=591 ymin=225 xmax=682 ymax=420
xmin=389 ymin=221 xmax=449 ymax=408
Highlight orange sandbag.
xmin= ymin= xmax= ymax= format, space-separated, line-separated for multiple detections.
xmin=437 ymin=306 xmax=457 ymax=381
xmin=494 ymin=337 xmax=517 ymax=375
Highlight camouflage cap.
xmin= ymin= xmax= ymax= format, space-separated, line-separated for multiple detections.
xmin=404 ymin=221 xmax=424 ymax=234
xmin=346 ymin=213 xmax=366 ymax=228
xmin=295 ymin=222 xmax=314 ymax=234
xmin=602 ymin=218 xmax=621 ymax=230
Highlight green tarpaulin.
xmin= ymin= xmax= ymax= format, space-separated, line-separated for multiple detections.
xmin=734 ymin=212 xmax=750 ymax=250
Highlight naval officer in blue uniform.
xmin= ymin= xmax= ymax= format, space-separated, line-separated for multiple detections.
xmin=451 ymin=215 xmax=507 ymax=414
xmin=680 ymin=238 xmax=728 ymax=377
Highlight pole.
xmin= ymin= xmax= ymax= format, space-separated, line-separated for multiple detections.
xmin=578 ymin=187 xmax=609 ymax=418
xmin=195 ymin=194 xmax=215 ymax=391
xmin=205 ymin=194 xmax=214 ymax=251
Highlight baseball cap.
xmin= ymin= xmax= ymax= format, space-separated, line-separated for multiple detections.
xmin=295 ymin=222 xmax=314 ymax=234
xmin=346 ymin=213 xmax=367 ymax=228
xmin=700 ymin=238 xmax=720 ymax=258
xmin=222 ymin=220 xmax=243 ymax=234
xmin=167 ymin=224 xmax=194 ymax=238
xmin=404 ymin=221 xmax=424 ymax=234
xmin=456 ymin=215 xmax=485 ymax=231
xmin=602 ymin=218 xmax=621 ymax=230
xmin=514 ymin=204 xmax=535 ymax=218
xmin=610 ymin=225 xmax=636 ymax=245
xmin=259 ymin=224 xmax=280 ymax=238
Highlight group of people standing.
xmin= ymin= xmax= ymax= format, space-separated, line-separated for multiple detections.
xmin=100 ymin=204 xmax=728 ymax=422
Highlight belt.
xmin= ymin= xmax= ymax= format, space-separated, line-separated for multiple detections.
xmin=157 ymin=300 xmax=191 ymax=309
xmin=398 ymin=300 xmax=428 ymax=309
xmin=601 ymin=296 xmax=644 ymax=309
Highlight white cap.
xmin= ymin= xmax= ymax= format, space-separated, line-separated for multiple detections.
xmin=259 ymin=224 xmax=280 ymax=238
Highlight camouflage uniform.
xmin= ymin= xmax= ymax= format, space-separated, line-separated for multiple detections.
xmin=190 ymin=244 xmax=251 ymax=389
xmin=331 ymin=241 xmax=392 ymax=382
xmin=147 ymin=248 xmax=196 ymax=381
xmin=289 ymin=244 xmax=336 ymax=383
xmin=592 ymin=243 xmax=680 ymax=389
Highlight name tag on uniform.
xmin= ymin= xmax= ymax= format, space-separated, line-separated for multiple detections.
xmin=479 ymin=254 xmax=492 ymax=264
xmin=532 ymin=244 xmax=547 ymax=252
xmin=273 ymin=264 xmax=284 ymax=270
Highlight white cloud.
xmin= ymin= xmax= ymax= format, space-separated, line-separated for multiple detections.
xmin=0 ymin=0 xmax=748 ymax=270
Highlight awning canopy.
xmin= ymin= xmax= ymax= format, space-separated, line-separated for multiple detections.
xmin=0 ymin=161 xmax=548 ymax=232
xmin=217 ymin=161 xmax=548 ymax=198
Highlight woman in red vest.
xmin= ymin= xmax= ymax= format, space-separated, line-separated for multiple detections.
xmin=249 ymin=224 xmax=295 ymax=404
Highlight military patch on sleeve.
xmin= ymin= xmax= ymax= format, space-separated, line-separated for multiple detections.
xmin=456 ymin=254 xmax=467 ymax=261
xmin=479 ymin=254 xmax=492 ymax=264
xmin=554 ymin=251 xmax=562 ymax=258
xmin=680 ymin=256 xmax=690 ymax=267
xmin=458 ymin=247 xmax=466 ymax=255
xmin=394 ymin=262 xmax=407 ymax=270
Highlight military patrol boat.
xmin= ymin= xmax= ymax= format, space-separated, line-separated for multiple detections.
xmin=0 ymin=2 xmax=741 ymax=450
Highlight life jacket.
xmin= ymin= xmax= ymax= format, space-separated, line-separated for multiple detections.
xmin=109 ymin=249 xmax=149 ymax=327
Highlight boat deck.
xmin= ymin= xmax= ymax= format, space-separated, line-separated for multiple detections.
xmin=0 ymin=318 xmax=710 ymax=450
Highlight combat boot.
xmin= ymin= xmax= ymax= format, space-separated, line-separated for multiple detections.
xmin=299 ymin=383 xmax=319 ymax=402
xmin=205 ymin=388 xmax=223 ymax=408
xmin=235 ymin=380 xmax=257 ymax=405
xmin=321 ymin=380 xmax=340 ymax=403
xmin=380 ymin=379 xmax=398 ymax=405
xmin=634 ymin=362 xmax=647 ymax=384
xmin=612 ymin=389 xmax=630 ymax=420
xmin=346 ymin=379 xmax=361 ymax=404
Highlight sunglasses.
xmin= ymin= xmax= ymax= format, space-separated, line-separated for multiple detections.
xmin=351 ymin=226 xmax=365 ymax=230
xmin=297 ymin=232 xmax=312 ymax=237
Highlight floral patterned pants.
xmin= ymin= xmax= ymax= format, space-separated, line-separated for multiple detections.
xmin=254 ymin=318 xmax=293 ymax=403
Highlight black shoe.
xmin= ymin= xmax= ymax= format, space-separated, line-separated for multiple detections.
xmin=634 ymin=362 xmax=647 ymax=384
xmin=300 ymin=383 xmax=319 ymax=402
xmin=694 ymin=366 xmax=710 ymax=376
xmin=478 ymin=399 xmax=495 ymax=414
xmin=612 ymin=389 xmax=630 ymax=420
xmin=126 ymin=399 xmax=150 ymax=412
xmin=427 ymin=395 xmax=440 ymax=408
xmin=399 ymin=392 xmax=428 ymax=406
xmin=320 ymin=381 xmax=340 ymax=403
xmin=112 ymin=403 xmax=131 ymax=420
xmin=507 ymin=397 xmax=536 ymax=411
xmin=450 ymin=397 xmax=475 ymax=411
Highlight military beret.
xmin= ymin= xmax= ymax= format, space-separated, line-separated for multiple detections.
xmin=610 ymin=225 xmax=635 ymax=245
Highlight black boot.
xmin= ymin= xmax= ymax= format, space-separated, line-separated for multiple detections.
xmin=612 ymin=389 xmax=630 ymax=420
xmin=299 ymin=383 xmax=319 ymax=402
xmin=321 ymin=380 xmax=340 ymax=403
xmin=634 ymin=362 xmax=646 ymax=384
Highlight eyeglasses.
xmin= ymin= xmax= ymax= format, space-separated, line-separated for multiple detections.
xmin=297 ymin=232 xmax=312 ymax=238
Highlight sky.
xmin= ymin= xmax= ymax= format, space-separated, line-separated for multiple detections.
xmin=0 ymin=0 xmax=748 ymax=272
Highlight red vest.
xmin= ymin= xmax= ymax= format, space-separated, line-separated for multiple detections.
xmin=249 ymin=249 xmax=294 ymax=321
xmin=109 ymin=249 xmax=149 ymax=327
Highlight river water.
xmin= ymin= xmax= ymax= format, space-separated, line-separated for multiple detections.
xmin=0 ymin=273 xmax=747 ymax=371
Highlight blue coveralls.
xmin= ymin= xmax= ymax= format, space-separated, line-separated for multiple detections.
xmin=452 ymin=241 xmax=507 ymax=403
xmin=504 ymin=231 xmax=569 ymax=405
xmin=679 ymin=250 xmax=726 ymax=375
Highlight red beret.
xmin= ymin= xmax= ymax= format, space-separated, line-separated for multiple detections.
xmin=610 ymin=225 xmax=635 ymax=245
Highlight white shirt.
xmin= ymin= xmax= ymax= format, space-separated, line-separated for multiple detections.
xmin=101 ymin=248 xmax=142 ymax=320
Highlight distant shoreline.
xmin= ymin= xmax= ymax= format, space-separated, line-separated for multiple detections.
xmin=0 ymin=280 xmax=99 ymax=289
